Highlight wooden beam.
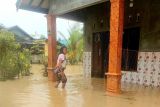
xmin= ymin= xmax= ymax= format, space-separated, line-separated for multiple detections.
xmin=46 ymin=14 xmax=57 ymax=81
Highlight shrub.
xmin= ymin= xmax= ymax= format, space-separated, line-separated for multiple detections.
xmin=0 ymin=29 xmax=31 ymax=80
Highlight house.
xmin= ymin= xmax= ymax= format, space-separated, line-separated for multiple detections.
xmin=9 ymin=26 xmax=46 ymax=63
xmin=9 ymin=25 xmax=34 ymax=45
xmin=16 ymin=0 xmax=160 ymax=93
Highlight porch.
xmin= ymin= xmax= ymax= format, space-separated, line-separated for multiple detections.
xmin=16 ymin=0 xmax=160 ymax=94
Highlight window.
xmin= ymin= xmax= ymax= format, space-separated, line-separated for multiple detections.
xmin=122 ymin=27 xmax=140 ymax=71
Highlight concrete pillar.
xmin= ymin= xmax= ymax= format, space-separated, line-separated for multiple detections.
xmin=106 ymin=0 xmax=124 ymax=93
xmin=46 ymin=14 xmax=57 ymax=81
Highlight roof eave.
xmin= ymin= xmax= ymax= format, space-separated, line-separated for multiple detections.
xmin=16 ymin=0 xmax=49 ymax=14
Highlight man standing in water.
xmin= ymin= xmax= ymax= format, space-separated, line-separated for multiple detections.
xmin=54 ymin=46 xmax=67 ymax=89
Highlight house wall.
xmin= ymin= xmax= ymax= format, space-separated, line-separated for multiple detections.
xmin=138 ymin=0 xmax=160 ymax=51
xmin=83 ymin=0 xmax=160 ymax=86
xmin=122 ymin=52 xmax=160 ymax=87
xmin=84 ymin=3 xmax=110 ymax=52
xmin=84 ymin=0 xmax=160 ymax=52
xmin=121 ymin=0 xmax=160 ymax=87
xmin=83 ymin=3 xmax=110 ymax=78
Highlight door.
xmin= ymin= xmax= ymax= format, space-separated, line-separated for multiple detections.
xmin=92 ymin=32 xmax=109 ymax=78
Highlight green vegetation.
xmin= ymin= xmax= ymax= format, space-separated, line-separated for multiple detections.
xmin=0 ymin=29 xmax=31 ymax=81
xmin=58 ymin=23 xmax=84 ymax=64
xmin=30 ymin=39 xmax=45 ymax=55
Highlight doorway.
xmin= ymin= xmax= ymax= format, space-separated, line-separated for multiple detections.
xmin=122 ymin=27 xmax=140 ymax=71
xmin=92 ymin=27 xmax=140 ymax=78
xmin=92 ymin=32 xmax=110 ymax=78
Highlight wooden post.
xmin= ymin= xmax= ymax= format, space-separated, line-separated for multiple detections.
xmin=46 ymin=14 xmax=57 ymax=81
xmin=106 ymin=0 xmax=124 ymax=93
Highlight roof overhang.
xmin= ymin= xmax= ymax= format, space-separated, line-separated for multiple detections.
xmin=16 ymin=0 xmax=49 ymax=14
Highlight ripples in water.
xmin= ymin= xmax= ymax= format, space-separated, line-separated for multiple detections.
xmin=0 ymin=64 xmax=160 ymax=107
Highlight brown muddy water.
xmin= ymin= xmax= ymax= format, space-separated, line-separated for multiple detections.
xmin=0 ymin=64 xmax=160 ymax=107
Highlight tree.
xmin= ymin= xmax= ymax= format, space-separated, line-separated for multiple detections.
xmin=58 ymin=23 xmax=84 ymax=64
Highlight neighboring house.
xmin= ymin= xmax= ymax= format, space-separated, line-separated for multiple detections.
xmin=9 ymin=26 xmax=45 ymax=64
xmin=31 ymin=39 xmax=46 ymax=64
xmin=8 ymin=25 xmax=34 ymax=45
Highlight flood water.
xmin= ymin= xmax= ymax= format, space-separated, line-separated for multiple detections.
xmin=0 ymin=64 xmax=160 ymax=107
